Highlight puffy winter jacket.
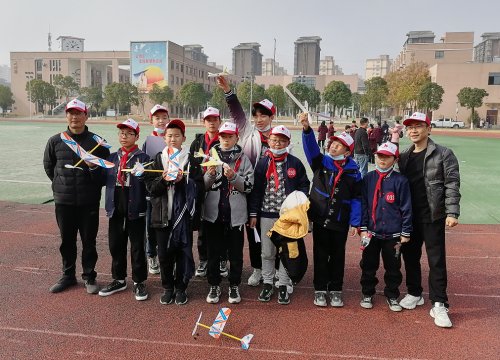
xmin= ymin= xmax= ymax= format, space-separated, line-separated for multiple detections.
xmin=398 ymin=138 xmax=460 ymax=221
xmin=43 ymin=126 xmax=110 ymax=206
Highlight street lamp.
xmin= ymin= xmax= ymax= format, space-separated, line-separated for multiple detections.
xmin=25 ymin=71 xmax=34 ymax=120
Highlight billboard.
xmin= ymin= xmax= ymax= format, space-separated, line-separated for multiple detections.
xmin=130 ymin=41 xmax=168 ymax=92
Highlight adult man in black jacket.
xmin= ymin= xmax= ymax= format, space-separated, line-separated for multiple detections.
xmin=43 ymin=99 xmax=110 ymax=294
xmin=398 ymin=112 xmax=460 ymax=328
xmin=354 ymin=117 xmax=370 ymax=178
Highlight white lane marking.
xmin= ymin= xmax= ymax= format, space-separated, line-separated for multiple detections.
xmin=0 ymin=230 xmax=58 ymax=237
xmin=0 ymin=179 xmax=51 ymax=185
xmin=0 ymin=326 xmax=429 ymax=360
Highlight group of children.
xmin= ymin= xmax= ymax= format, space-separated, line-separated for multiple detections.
xmin=46 ymin=82 xmax=460 ymax=329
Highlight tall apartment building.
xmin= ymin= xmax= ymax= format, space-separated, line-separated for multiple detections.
xmin=365 ymin=55 xmax=392 ymax=80
xmin=294 ymin=36 xmax=321 ymax=75
xmin=319 ymin=56 xmax=343 ymax=75
xmin=232 ymin=43 xmax=263 ymax=77
xmin=474 ymin=33 xmax=500 ymax=63
xmin=392 ymin=31 xmax=473 ymax=71
xmin=261 ymin=58 xmax=287 ymax=76
xmin=184 ymin=44 xmax=208 ymax=65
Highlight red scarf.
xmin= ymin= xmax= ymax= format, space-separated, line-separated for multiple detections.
xmin=204 ymin=132 xmax=219 ymax=154
xmin=117 ymin=145 xmax=138 ymax=187
xmin=371 ymin=170 xmax=389 ymax=228
xmin=265 ymin=150 xmax=287 ymax=191
xmin=259 ymin=131 xmax=269 ymax=147
xmin=152 ymin=131 xmax=163 ymax=136
xmin=330 ymin=160 xmax=346 ymax=198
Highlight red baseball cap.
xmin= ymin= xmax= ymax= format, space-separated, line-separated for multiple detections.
xmin=150 ymin=104 xmax=169 ymax=119
xmin=375 ymin=141 xmax=399 ymax=157
xmin=117 ymin=118 xmax=140 ymax=135
xmin=218 ymin=121 xmax=238 ymax=135
xmin=66 ymin=99 xmax=87 ymax=114
xmin=166 ymin=119 xmax=185 ymax=135
xmin=331 ymin=132 xmax=354 ymax=152
xmin=253 ymin=99 xmax=276 ymax=115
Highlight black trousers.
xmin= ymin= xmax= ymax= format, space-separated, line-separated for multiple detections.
xmin=312 ymin=225 xmax=349 ymax=291
xmin=108 ymin=212 xmax=147 ymax=283
xmin=155 ymin=228 xmax=189 ymax=291
xmin=245 ymin=223 xmax=262 ymax=269
xmin=204 ymin=220 xmax=244 ymax=287
xmin=55 ymin=204 xmax=99 ymax=281
xmin=145 ymin=199 xmax=157 ymax=258
xmin=401 ymin=220 xmax=448 ymax=304
xmin=196 ymin=223 xmax=207 ymax=262
xmin=360 ymin=236 xmax=402 ymax=299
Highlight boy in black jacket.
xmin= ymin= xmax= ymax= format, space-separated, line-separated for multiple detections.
xmin=99 ymin=119 xmax=150 ymax=301
xmin=359 ymin=142 xmax=412 ymax=311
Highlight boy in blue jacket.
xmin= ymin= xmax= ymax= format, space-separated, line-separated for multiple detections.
xmin=300 ymin=113 xmax=361 ymax=308
xmin=248 ymin=125 xmax=310 ymax=304
xmin=359 ymin=142 xmax=412 ymax=311
xmin=99 ymin=119 xmax=150 ymax=301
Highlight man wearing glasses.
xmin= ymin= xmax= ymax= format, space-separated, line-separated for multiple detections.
xmin=398 ymin=112 xmax=461 ymax=328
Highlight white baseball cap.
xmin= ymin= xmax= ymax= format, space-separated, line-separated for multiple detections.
xmin=253 ymin=99 xmax=276 ymax=115
xmin=218 ymin=122 xmax=238 ymax=135
xmin=375 ymin=141 xmax=399 ymax=157
xmin=117 ymin=118 xmax=140 ymax=135
xmin=65 ymin=99 xmax=87 ymax=114
xmin=331 ymin=132 xmax=354 ymax=152
xmin=149 ymin=104 xmax=169 ymax=119
xmin=403 ymin=112 xmax=430 ymax=126
xmin=271 ymin=125 xmax=291 ymax=139
xmin=203 ymin=107 xmax=220 ymax=119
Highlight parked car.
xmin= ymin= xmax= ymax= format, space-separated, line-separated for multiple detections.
xmin=430 ymin=118 xmax=465 ymax=128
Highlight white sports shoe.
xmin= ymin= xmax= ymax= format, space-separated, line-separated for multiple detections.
xmin=247 ymin=268 xmax=262 ymax=287
xmin=399 ymin=294 xmax=424 ymax=309
xmin=430 ymin=302 xmax=452 ymax=328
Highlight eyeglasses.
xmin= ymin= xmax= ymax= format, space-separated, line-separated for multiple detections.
xmin=406 ymin=124 xmax=427 ymax=131
xmin=268 ymin=139 xmax=288 ymax=145
xmin=118 ymin=131 xmax=136 ymax=138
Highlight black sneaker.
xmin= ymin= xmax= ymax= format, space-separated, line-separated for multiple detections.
xmin=160 ymin=289 xmax=174 ymax=305
xmin=206 ymin=285 xmax=221 ymax=304
xmin=133 ymin=282 xmax=148 ymax=301
xmin=175 ymin=290 xmax=188 ymax=305
xmin=49 ymin=277 xmax=77 ymax=293
xmin=220 ymin=260 xmax=228 ymax=277
xmin=228 ymin=285 xmax=241 ymax=304
xmin=195 ymin=260 xmax=208 ymax=277
xmin=84 ymin=279 xmax=99 ymax=294
xmin=278 ymin=285 xmax=290 ymax=305
xmin=258 ymin=283 xmax=274 ymax=302
xmin=98 ymin=280 xmax=127 ymax=297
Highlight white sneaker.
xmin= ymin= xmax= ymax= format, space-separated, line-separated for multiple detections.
xmin=399 ymin=294 xmax=424 ymax=309
xmin=430 ymin=302 xmax=452 ymax=328
xmin=314 ymin=291 xmax=327 ymax=307
xmin=329 ymin=291 xmax=344 ymax=307
xmin=148 ymin=256 xmax=160 ymax=275
xmin=247 ymin=268 xmax=262 ymax=287
xmin=274 ymin=280 xmax=293 ymax=294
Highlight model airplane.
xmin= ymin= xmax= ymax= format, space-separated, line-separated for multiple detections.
xmin=192 ymin=308 xmax=254 ymax=350
xmin=194 ymin=147 xmax=227 ymax=168
xmin=284 ymin=87 xmax=313 ymax=124
xmin=207 ymin=67 xmax=229 ymax=78
xmin=61 ymin=132 xmax=114 ymax=169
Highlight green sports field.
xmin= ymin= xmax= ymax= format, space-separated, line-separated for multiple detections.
xmin=0 ymin=120 xmax=498 ymax=224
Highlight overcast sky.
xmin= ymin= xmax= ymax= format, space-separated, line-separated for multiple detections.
xmin=1 ymin=0 xmax=499 ymax=76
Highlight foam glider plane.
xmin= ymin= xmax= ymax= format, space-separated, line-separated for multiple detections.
xmin=60 ymin=132 xmax=114 ymax=169
xmin=207 ymin=67 xmax=229 ymax=78
xmin=194 ymin=147 xmax=225 ymax=168
xmin=192 ymin=307 xmax=254 ymax=350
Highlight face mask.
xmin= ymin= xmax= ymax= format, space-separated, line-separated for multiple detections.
xmin=269 ymin=147 xmax=287 ymax=156
xmin=257 ymin=124 xmax=271 ymax=132
xmin=375 ymin=164 xmax=394 ymax=173
xmin=326 ymin=153 xmax=346 ymax=161
xmin=154 ymin=127 xmax=165 ymax=134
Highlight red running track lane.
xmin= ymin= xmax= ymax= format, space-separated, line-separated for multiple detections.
xmin=0 ymin=201 xmax=499 ymax=359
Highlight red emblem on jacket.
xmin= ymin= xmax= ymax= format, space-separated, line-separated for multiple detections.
xmin=385 ymin=192 xmax=395 ymax=203
xmin=287 ymin=168 xmax=296 ymax=178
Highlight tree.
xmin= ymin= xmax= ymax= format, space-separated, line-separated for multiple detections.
xmin=52 ymin=74 xmax=79 ymax=102
xmin=149 ymin=84 xmax=173 ymax=106
xmin=457 ymin=87 xmax=489 ymax=129
xmin=351 ymin=92 xmax=363 ymax=118
xmin=362 ymin=76 xmax=388 ymax=117
xmin=236 ymin=81 xmax=265 ymax=115
xmin=418 ymin=82 xmax=444 ymax=114
xmin=264 ymin=84 xmax=287 ymax=115
xmin=178 ymin=81 xmax=210 ymax=117
xmin=80 ymin=87 xmax=103 ymax=116
xmin=286 ymin=82 xmax=310 ymax=114
xmin=308 ymin=88 xmax=322 ymax=111
xmin=103 ymin=82 xmax=139 ymax=117
xmin=209 ymin=86 xmax=228 ymax=117
xmin=0 ymin=85 xmax=14 ymax=113
xmin=25 ymin=79 xmax=56 ymax=115
xmin=386 ymin=62 xmax=429 ymax=114
xmin=323 ymin=80 xmax=352 ymax=116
